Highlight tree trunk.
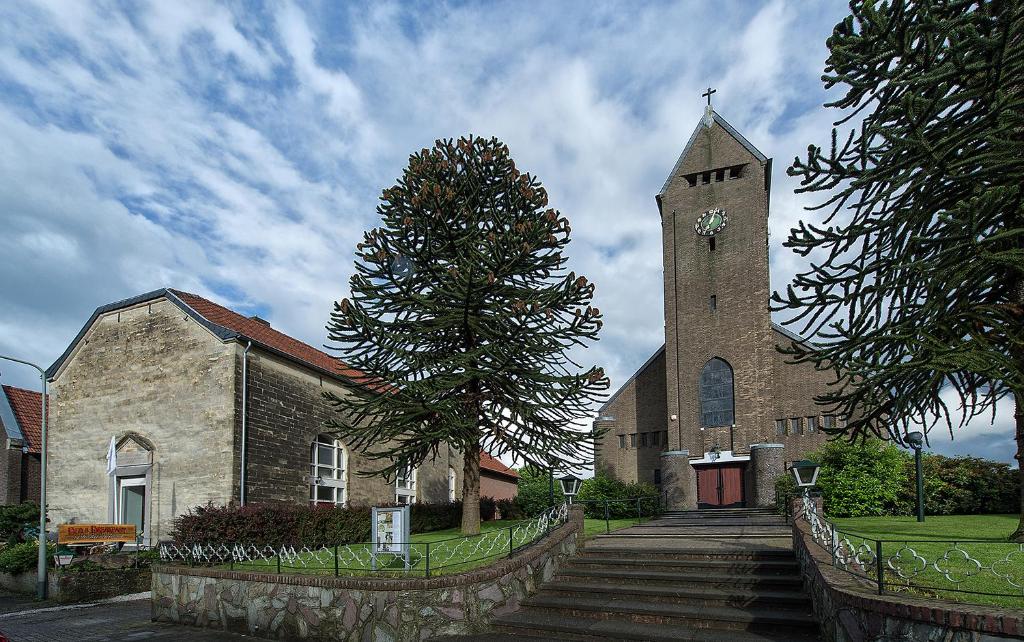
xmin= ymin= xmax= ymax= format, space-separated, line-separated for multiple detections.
xmin=460 ymin=448 xmax=481 ymax=535
xmin=1011 ymin=391 xmax=1024 ymax=542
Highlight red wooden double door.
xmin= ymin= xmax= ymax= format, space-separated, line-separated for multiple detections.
xmin=696 ymin=463 xmax=746 ymax=508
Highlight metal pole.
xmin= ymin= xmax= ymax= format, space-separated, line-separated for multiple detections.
xmin=240 ymin=341 xmax=252 ymax=506
xmin=425 ymin=542 xmax=430 ymax=578
xmin=875 ymin=540 xmax=884 ymax=595
xmin=548 ymin=467 xmax=554 ymax=508
xmin=0 ymin=355 xmax=48 ymax=600
xmin=914 ymin=447 xmax=924 ymax=523
xmin=603 ymin=499 xmax=610 ymax=534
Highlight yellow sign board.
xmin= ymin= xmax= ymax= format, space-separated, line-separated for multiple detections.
xmin=58 ymin=523 xmax=137 ymax=544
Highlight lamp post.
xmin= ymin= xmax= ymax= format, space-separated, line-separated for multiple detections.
xmin=906 ymin=431 xmax=925 ymax=523
xmin=558 ymin=474 xmax=582 ymax=504
xmin=790 ymin=459 xmax=821 ymax=495
xmin=0 ymin=355 xmax=48 ymax=599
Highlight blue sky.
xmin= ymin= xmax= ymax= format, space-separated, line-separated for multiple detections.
xmin=0 ymin=1 xmax=1014 ymax=464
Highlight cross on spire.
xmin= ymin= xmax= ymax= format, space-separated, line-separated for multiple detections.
xmin=702 ymin=87 xmax=717 ymax=107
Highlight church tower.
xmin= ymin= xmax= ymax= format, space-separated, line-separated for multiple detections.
xmin=657 ymin=102 xmax=775 ymax=505
xmin=593 ymin=96 xmax=832 ymax=510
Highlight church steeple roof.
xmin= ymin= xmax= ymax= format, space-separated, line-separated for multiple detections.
xmin=657 ymin=108 xmax=768 ymax=198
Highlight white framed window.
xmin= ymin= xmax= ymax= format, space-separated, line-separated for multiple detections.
xmin=448 ymin=466 xmax=457 ymax=502
xmin=395 ymin=466 xmax=417 ymax=505
xmin=310 ymin=434 xmax=347 ymax=507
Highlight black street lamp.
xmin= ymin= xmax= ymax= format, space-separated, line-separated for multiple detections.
xmin=790 ymin=460 xmax=821 ymax=494
xmin=559 ymin=474 xmax=582 ymax=504
xmin=906 ymin=431 xmax=925 ymax=523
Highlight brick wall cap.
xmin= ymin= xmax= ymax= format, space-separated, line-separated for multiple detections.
xmin=750 ymin=443 xmax=784 ymax=449
xmin=661 ymin=450 xmax=690 ymax=457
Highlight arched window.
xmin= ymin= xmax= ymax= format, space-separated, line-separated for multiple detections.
xmin=310 ymin=434 xmax=347 ymax=506
xmin=699 ymin=358 xmax=734 ymax=427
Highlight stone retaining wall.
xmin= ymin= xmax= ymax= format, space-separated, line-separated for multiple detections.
xmin=792 ymin=516 xmax=1023 ymax=641
xmin=152 ymin=507 xmax=583 ymax=641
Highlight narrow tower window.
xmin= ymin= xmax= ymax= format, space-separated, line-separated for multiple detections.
xmin=709 ymin=237 xmax=716 ymax=252
xmin=709 ymin=295 xmax=717 ymax=312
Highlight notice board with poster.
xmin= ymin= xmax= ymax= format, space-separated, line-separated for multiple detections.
xmin=370 ymin=505 xmax=410 ymax=570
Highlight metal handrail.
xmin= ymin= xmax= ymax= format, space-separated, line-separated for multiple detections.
xmin=796 ymin=494 xmax=1024 ymax=602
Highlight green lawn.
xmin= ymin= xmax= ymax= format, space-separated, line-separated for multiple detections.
xmin=223 ymin=516 xmax=646 ymax=578
xmin=831 ymin=514 xmax=1024 ymax=608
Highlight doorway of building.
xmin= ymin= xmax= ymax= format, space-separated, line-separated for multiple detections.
xmin=117 ymin=476 xmax=146 ymax=542
xmin=695 ymin=463 xmax=745 ymax=508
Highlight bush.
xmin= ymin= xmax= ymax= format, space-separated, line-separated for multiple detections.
xmin=410 ymin=501 xmax=462 ymax=532
xmin=898 ymin=455 xmax=1016 ymax=516
xmin=0 ymin=541 xmax=53 ymax=575
xmin=510 ymin=466 xmax=564 ymax=517
xmin=495 ymin=497 xmax=526 ymax=520
xmin=0 ymin=503 xmax=40 ymax=545
xmin=775 ymin=439 xmax=1017 ymax=518
xmin=575 ymin=474 xmax=659 ymax=519
xmin=173 ymin=501 xmax=472 ymax=547
xmin=478 ymin=497 xmax=498 ymax=522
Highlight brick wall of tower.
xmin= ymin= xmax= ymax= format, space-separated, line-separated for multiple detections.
xmin=593 ymin=349 xmax=667 ymax=486
xmin=661 ymin=120 xmax=774 ymax=459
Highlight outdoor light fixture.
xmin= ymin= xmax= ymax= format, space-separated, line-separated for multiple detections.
xmin=790 ymin=460 xmax=820 ymax=489
xmin=906 ymin=431 xmax=925 ymax=523
xmin=708 ymin=443 xmax=722 ymax=462
xmin=558 ymin=474 xmax=582 ymax=503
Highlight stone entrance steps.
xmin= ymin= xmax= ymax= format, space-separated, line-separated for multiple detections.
xmin=432 ymin=508 xmax=820 ymax=641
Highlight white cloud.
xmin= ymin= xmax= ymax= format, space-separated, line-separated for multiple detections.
xmin=1 ymin=1 xmax=1006 ymax=466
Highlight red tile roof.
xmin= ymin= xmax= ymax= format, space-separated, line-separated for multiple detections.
xmin=480 ymin=451 xmax=519 ymax=480
xmin=2 ymin=385 xmax=44 ymax=454
xmin=169 ymin=289 xmax=364 ymax=381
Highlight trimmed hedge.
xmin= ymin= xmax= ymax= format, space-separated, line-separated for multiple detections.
xmin=172 ymin=501 xmax=471 ymax=548
xmin=775 ymin=439 xmax=1017 ymax=518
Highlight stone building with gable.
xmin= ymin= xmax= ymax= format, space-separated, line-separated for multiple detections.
xmin=594 ymin=106 xmax=840 ymax=510
xmin=45 ymin=288 xmax=516 ymax=545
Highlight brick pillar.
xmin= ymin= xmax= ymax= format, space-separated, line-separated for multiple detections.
xmin=749 ymin=443 xmax=784 ymax=508
xmin=660 ymin=450 xmax=697 ymax=510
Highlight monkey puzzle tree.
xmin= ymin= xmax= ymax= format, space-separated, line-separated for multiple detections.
xmin=773 ymin=1 xmax=1024 ymax=538
xmin=324 ymin=136 xmax=608 ymax=534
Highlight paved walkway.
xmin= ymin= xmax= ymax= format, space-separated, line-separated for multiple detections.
xmin=0 ymin=593 xmax=256 ymax=642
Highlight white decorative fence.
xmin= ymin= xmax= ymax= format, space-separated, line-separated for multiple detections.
xmin=160 ymin=502 xmax=569 ymax=578
xmin=799 ymin=493 xmax=1024 ymax=603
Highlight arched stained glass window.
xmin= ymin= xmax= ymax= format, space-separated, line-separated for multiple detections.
xmin=699 ymin=358 xmax=734 ymax=427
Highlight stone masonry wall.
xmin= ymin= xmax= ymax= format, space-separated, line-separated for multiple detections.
xmin=238 ymin=349 xmax=459 ymax=507
xmin=152 ymin=507 xmax=584 ymax=640
xmin=48 ymin=299 xmax=237 ymax=542
xmin=791 ymin=515 xmax=1023 ymax=641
